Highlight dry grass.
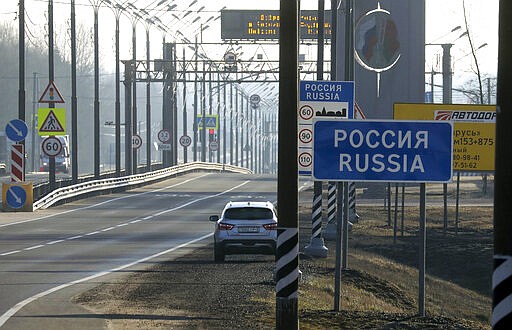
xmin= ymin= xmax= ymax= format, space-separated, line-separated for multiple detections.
xmin=292 ymin=204 xmax=492 ymax=329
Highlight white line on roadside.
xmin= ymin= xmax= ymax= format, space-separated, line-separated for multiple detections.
xmin=24 ymin=245 xmax=45 ymax=251
xmin=0 ymin=250 xmax=20 ymax=256
xmin=0 ymin=174 xmax=211 ymax=228
xmin=66 ymin=235 xmax=83 ymax=240
xmin=0 ymin=233 xmax=213 ymax=328
xmin=0 ymin=178 xmax=250 ymax=257
xmin=0 ymin=179 xmax=251 ymax=326
xmin=47 ymin=240 xmax=64 ymax=245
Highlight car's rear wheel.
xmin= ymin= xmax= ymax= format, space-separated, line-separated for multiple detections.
xmin=214 ymin=244 xmax=224 ymax=262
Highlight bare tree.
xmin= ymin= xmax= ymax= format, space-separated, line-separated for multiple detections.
xmin=462 ymin=0 xmax=485 ymax=104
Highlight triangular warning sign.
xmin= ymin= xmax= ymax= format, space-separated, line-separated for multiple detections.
xmin=206 ymin=117 xmax=216 ymax=127
xmin=38 ymin=80 xmax=65 ymax=103
xmin=39 ymin=110 xmax=65 ymax=133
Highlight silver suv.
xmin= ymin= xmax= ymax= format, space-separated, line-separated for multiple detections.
xmin=209 ymin=201 xmax=278 ymax=262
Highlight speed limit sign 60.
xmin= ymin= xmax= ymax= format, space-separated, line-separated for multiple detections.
xmin=42 ymin=136 xmax=63 ymax=157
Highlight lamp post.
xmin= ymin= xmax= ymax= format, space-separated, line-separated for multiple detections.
xmin=18 ymin=0 xmax=25 ymax=179
xmin=104 ymin=0 xmax=123 ymax=177
xmin=142 ymin=17 xmax=155 ymax=172
xmin=70 ymin=0 xmax=79 ymax=181
xmin=89 ymin=0 xmax=104 ymax=179
xmin=126 ymin=5 xmax=141 ymax=173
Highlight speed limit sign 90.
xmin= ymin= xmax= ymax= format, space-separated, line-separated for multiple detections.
xmin=41 ymin=136 xmax=63 ymax=157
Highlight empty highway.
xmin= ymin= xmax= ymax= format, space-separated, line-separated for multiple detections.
xmin=0 ymin=172 xmax=277 ymax=329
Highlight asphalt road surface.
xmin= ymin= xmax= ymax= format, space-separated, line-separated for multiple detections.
xmin=0 ymin=172 xmax=277 ymax=329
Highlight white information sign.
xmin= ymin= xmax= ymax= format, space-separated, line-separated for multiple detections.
xmin=298 ymin=81 xmax=354 ymax=175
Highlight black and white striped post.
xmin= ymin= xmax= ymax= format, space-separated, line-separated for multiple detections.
xmin=348 ymin=181 xmax=359 ymax=223
xmin=304 ymin=0 xmax=328 ymax=258
xmin=304 ymin=183 xmax=328 ymax=257
xmin=493 ymin=3 xmax=512 ymax=328
xmin=276 ymin=0 xmax=299 ymax=328
xmin=323 ymin=183 xmax=338 ymax=240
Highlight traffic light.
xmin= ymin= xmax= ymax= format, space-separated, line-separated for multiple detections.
xmin=209 ymin=129 xmax=215 ymax=142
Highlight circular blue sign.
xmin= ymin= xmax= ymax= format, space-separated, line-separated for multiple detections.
xmin=6 ymin=185 xmax=27 ymax=209
xmin=5 ymin=119 xmax=28 ymax=142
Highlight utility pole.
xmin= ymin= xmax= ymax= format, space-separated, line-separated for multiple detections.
xmin=48 ymin=0 xmax=56 ymax=191
xmin=276 ymin=0 xmax=299 ymax=328
xmin=493 ymin=1 xmax=512 ymax=328
xmin=92 ymin=0 xmax=101 ymax=179
xmin=31 ymin=73 xmax=38 ymax=173
xmin=71 ymin=0 xmax=79 ymax=181
xmin=145 ymin=25 xmax=151 ymax=172
xmin=18 ymin=0 xmax=26 ymax=178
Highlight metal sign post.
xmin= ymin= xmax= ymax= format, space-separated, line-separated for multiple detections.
xmin=313 ymin=118 xmax=454 ymax=316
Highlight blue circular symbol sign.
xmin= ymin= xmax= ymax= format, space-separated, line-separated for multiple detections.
xmin=6 ymin=185 xmax=27 ymax=209
xmin=5 ymin=119 xmax=28 ymax=142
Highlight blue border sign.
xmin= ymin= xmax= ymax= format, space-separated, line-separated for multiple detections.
xmin=313 ymin=119 xmax=453 ymax=182
xmin=5 ymin=119 xmax=28 ymax=142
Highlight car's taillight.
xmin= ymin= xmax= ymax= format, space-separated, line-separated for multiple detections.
xmin=263 ymin=223 xmax=277 ymax=230
xmin=218 ymin=222 xmax=235 ymax=230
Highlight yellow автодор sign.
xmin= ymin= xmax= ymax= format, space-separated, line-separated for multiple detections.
xmin=394 ymin=103 xmax=496 ymax=172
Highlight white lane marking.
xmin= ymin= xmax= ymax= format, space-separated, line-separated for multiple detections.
xmin=153 ymin=181 xmax=250 ymax=217
xmin=0 ymin=233 xmax=213 ymax=327
xmin=24 ymin=245 xmax=45 ymax=251
xmin=47 ymin=240 xmax=64 ymax=245
xmin=0 ymin=179 xmax=253 ymax=324
xmin=66 ymin=235 xmax=83 ymax=240
xmin=0 ymin=179 xmax=251 ymax=256
xmin=0 ymin=174 xmax=211 ymax=228
xmin=0 ymin=251 xmax=21 ymax=256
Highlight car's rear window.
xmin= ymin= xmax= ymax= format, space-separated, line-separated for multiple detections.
xmin=224 ymin=207 xmax=274 ymax=220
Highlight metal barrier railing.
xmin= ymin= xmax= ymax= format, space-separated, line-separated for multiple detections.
xmin=32 ymin=162 xmax=252 ymax=211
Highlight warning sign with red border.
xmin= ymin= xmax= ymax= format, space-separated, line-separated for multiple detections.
xmin=38 ymin=108 xmax=66 ymax=135
xmin=38 ymin=80 xmax=65 ymax=103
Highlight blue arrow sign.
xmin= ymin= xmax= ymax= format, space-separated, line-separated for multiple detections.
xmin=313 ymin=119 xmax=453 ymax=182
xmin=5 ymin=119 xmax=28 ymax=142
xmin=6 ymin=185 xmax=27 ymax=209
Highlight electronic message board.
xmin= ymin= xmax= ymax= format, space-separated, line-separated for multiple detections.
xmin=221 ymin=10 xmax=332 ymax=40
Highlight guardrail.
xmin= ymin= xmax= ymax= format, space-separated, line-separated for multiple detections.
xmin=32 ymin=162 xmax=252 ymax=211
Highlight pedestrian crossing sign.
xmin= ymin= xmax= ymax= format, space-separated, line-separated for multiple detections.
xmin=38 ymin=108 xmax=66 ymax=135
xmin=196 ymin=115 xmax=219 ymax=130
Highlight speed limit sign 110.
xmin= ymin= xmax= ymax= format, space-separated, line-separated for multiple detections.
xmin=42 ymin=136 xmax=62 ymax=157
